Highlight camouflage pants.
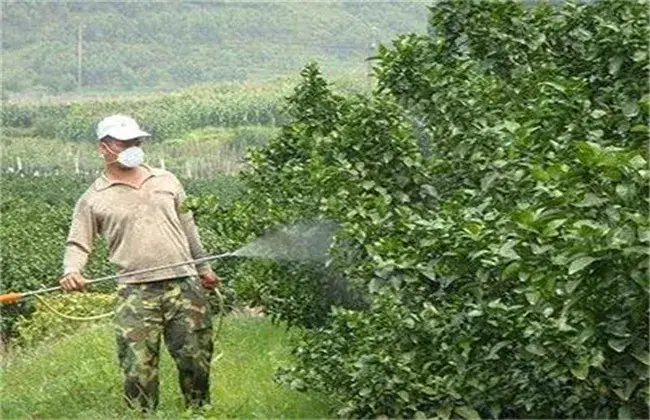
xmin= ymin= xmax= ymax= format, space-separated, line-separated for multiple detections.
xmin=114 ymin=276 xmax=213 ymax=412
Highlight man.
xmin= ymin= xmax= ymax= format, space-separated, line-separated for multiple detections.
xmin=59 ymin=114 xmax=221 ymax=412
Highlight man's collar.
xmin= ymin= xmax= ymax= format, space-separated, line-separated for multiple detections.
xmin=94 ymin=164 xmax=159 ymax=191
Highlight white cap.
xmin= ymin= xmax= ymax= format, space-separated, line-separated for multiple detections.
xmin=96 ymin=114 xmax=151 ymax=141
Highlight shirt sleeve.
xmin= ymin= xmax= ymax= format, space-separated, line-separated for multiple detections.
xmin=63 ymin=197 xmax=98 ymax=276
xmin=174 ymin=181 xmax=212 ymax=276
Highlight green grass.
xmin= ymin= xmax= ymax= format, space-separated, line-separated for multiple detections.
xmin=1 ymin=316 xmax=334 ymax=419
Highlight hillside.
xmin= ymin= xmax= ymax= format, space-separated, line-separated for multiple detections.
xmin=1 ymin=1 xmax=428 ymax=98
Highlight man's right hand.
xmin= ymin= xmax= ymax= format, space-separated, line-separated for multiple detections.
xmin=60 ymin=272 xmax=88 ymax=291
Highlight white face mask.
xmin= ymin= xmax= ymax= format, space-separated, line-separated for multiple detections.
xmin=104 ymin=144 xmax=145 ymax=168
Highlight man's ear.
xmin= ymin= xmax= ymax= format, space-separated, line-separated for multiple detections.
xmin=97 ymin=140 xmax=110 ymax=158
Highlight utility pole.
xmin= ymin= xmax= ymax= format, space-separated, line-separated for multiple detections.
xmin=368 ymin=26 xmax=380 ymax=92
xmin=77 ymin=24 xmax=83 ymax=91
xmin=368 ymin=41 xmax=376 ymax=91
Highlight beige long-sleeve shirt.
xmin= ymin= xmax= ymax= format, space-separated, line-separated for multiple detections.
xmin=63 ymin=165 xmax=211 ymax=283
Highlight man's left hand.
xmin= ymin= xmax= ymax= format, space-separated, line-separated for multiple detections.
xmin=199 ymin=269 xmax=221 ymax=290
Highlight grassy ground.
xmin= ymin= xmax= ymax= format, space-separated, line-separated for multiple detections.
xmin=0 ymin=316 xmax=333 ymax=419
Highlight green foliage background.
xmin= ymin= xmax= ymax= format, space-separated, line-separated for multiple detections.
xmin=187 ymin=0 xmax=649 ymax=418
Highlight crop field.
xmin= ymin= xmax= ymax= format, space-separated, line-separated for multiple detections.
xmin=1 ymin=1 xmax=648 ymax=419
xmin=1 ymin=126 xmax=277 ymax=178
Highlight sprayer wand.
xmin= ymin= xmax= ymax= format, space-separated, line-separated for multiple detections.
xmin=0 ymin=218 xmax=338 ymax=305
xmin=0 ymin=252 xmax=236 ymax=305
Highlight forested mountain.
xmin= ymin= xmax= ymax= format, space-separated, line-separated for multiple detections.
xmin=1 ymin=1 xmax=428 ymax=98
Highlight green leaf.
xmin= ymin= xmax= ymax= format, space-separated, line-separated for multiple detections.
xmin=420 ymin=269 xmax=436 ymax=281
xmin=609 ymin=56 xmax=622 ymax=75
xmin=486 ymin=341 xmax=510 ymax=360
xmin=525 ymin=291 xmax=539 ymax=305
xmin=577 ymin=327 xmax=595 ymax=344
xmin=618 ymin=405 xmax=632 ymax=419
xmin=513 ymin=209 xmax=535 ymax=226
xmin=606 ymin=320 xmax=631 ymax=337
xmin=290 ymin=378 xmax=306 ymax=391
xmin=359 ymin=388 xmax=371 ymax=397
xmin=565 ymin=278 xmax=582 ymax=294
xmin=369 ymin=278 xmax=383 ymax=293
xmin=421 ymin=386 xmax=436 ymax=395
xmin=525 ymin=343 xmax=546 ymax=356
xmin=574 ymin=193 xmax=606 ymax=207
xmin=590 ymin=109 xmax=607 ymax=119
xmin=573 ymin=219 xmax=605 ymax=232
xmin=454 ymin=406 xmax=480 ymax=420
xmin=503 ymin=120 xmax=520 ymax=134
xmin=468 ymin=309 xmax=483 ymax=317
xmin=578 ymin=140 xmax=602 ymax=155
xmin=543 ymin=307 xmax=554 ymax=317
xmin=630 ymin=124 xmax=648 ymax=133
xmin=629 ymin=155 xmax=647 ymax=170
xmin=421 ymin=184 xmax=438 ymax=197
xmin=633 ymin=50 xmax=648 ymax=62
xmin=613 ymin=379 xmax=638 ymax=402
xmin=531 ymin=244 xmax=553 ymax=255
xmin=568 ymin=256 xmax=596 ymax=275
xmin=616 ymin=184 xmax=634 ymax=199
xmin=487 ymin=299 xmax=507 ymax=310
xmin=414 ymin=411 xmax=428 ymax=419
xmin=463 ymin=221 xmax=484 ymax=237
xmin=557 ymin=314 xmax=575 ymax=331
xmin=589 ymin=351 xmax=605 ymax=367
xmin=606 ymin=207 xmax=621 ymax=223
xmin=632 ymin=349 xmax=650 ymax=366
xmin=608 ymin=337 xmax=633 ymax=353
xmin=531 ymin=166 xmax=550 ymax=181
xmin=436 ymin=406 xmax=453 ymax=420
xmin=397 ymin=390 xmax=410 ymax=402
xmin=502 ymin=261 xmax=521 ymax=279
xmin=361 ymin=180 xmax=375 ymax=190
xmin=543 ymin=81 xmax=566 ymax=94
xmin=545 ymin=218 xmax=567 ymax=232
xmin=570 ymin=362 xmax=589 ymax=380
xmin=622 ymin=101 xmax=639 ymax=118
xmin=498 ymin=240 xmax=520 ymax=260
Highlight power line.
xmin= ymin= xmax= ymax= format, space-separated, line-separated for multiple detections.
xmin=77 ymin=24 xmax=83 ymax=91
